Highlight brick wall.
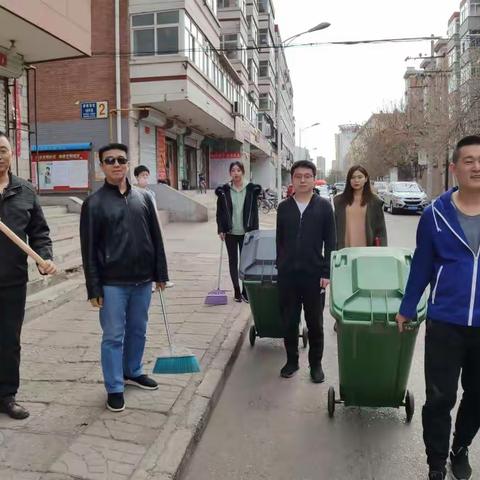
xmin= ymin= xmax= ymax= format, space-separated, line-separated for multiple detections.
xmin=30 ymin=0 xmax=130 ymax=124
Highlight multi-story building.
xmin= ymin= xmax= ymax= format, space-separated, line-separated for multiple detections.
xmin=334 ymin=124 xmax=360 ymax=174
xmin=316 ymin=156 xmax=326 ymax=179
xmin=459 ymin=0 xmax=480 ymax=130
xmin=447 ymin=11 xmax=461 ymax=116
xmin=30 ymin=0 xmax=293 ymax=194
xmin=0 ymin=1 xmax=91 ymax=183
xmin=274 ymin=25 xmax=295 ymax=185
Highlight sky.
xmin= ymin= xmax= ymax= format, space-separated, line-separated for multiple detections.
xmin=274 ymin=0 xmax=459 ymax=171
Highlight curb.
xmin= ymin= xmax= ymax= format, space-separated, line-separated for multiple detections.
xmin=130 ymin=304 xmax=252 ymax=480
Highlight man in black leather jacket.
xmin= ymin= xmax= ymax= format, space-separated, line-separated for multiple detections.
xmin=0 ymin=131 xmax=56 ymax=420
xmin=80 ymin=143 xmax=169 ymax=413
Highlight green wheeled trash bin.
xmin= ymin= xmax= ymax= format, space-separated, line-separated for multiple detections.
xmin=239 ymin=230 xmax=308 ymax=348
xmin=328 ymin=247 xmax=427 ymax=422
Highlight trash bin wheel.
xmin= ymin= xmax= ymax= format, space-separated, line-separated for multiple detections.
xmin=302 ymin=327 xmax=308 ymax=348
xmin=405 ymin=390 xmax=414 ymax=423
xmin=328 ymin=387 xmax=335 ymax=418
xmin=249 ymin=325 xmax=256 ymax=347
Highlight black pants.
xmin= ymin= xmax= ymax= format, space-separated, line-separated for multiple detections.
xmin=225 ymin=234 xmax=245 ymax=294
xmin=423 ymin=320 xmax=480 ymax=470
xmin=0 ymin=284 xmax=27 ymax=399
xmin=278 ymin=274 xmax=325 ymax=367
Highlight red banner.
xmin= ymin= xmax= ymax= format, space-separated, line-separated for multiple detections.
xmin=209 ymin=152 xmax=241 ymax=160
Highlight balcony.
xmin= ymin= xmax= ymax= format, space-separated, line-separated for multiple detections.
xmin=0 ymin=1 xmax=91 ymax=62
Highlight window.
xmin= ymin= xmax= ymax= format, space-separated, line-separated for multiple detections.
xmin=259 ymin=93 xmax=272 ymax=110
xmin=461 ymin=2 xmax=468 ymax=23
xmin=248 ymin=58 xmax=258 ymax=83
xmin=470 ymin=0 xmax=480 ymax=16
xmin=248 ymin=16 xmax=258 ymax=45
xmin=222 ymin=34 xmax=240 ymax=60
xmin=259 ymin=0 xmax=269 ymax=13
xmin=259 ymin=28 xmax=269 ymax=46
xmin=217 ymin=0 xmax=246 ymax=13
xmin=132 ymin=11 xmax=179 ymax=56
xmin=259 ymin=60 xmax=268 ymax=77
xmin=205 ymin=0 xmax=217 ymax=15
xmin=221 ymin=33 xmax=247 ymax=66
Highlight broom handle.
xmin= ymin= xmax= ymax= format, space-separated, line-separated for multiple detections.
xmin=217 ymin=240 xmax=224 ymax=290
xmin=0 ymin=220 xmax=48 ymax=268
xmin=159 ymin=290 xmax=174 ymax=352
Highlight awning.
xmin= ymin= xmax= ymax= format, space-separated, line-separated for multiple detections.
xmin=31 ymin=143 xmax=92 ymax=152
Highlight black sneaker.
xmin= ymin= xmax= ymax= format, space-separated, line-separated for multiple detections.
xmin=234 ymin=290 xmax=242 ymax=302
xmin=310 ymin=365 xmax=325 ymax=384
xmin=125 ymin=374 xmax=159 ymax=390
xmin=280 ymin=362 xmax=299 ymax=378
xmin=428 ymin=469 xmax=446 ymax=480
xmin=450 ymin=447 xmax=472 ymax=479
xmin=107 ymin=393 xmax=125 ymax=412
xmin=0 ymin=396 xmax=29 ymax=420
xmin=241 ymin=292 xmax=249 ymax=304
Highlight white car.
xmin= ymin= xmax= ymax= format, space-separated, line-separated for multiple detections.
xmin=315 ymin=185 xmax=331 ymax=200
xmin=373 ymin=181 xmax=388 ymax=202
xmin=383 ymin=182 xmax=430 ymax=214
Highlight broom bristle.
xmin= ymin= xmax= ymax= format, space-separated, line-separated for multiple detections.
xmin=153 ymin=355 xmax=201 ymax=374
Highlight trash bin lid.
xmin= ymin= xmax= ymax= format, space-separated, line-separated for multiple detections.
xmin=239 ymin=229 xmax=277 ymax=281
xmin=330 ymin=247 xmax=427 ymax=323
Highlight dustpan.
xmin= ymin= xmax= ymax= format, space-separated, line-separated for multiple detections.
xmin=205 ymin=240 xmax=228 ymax=305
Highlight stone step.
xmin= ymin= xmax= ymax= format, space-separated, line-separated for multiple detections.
xmin=48 ymin=221 xmax=79 ymax=239
xmin=44 ymin=213 xmax=80 ymax=225
xmin=42 ymin=205 xmax=68 ymax=216
xmin=28 ymin=243 xmax=82 ymax=278
xmin=25 ymin=275 xmax=86 ymax=322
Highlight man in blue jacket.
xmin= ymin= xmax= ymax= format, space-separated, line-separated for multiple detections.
xmin=396 ymin=135 xmax=480 ymax=480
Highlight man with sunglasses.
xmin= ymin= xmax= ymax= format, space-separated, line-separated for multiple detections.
xmin=276 ymin=160 xmax=336 ymax=383
xmin=80 ymin=143 xmax=169 ymax=412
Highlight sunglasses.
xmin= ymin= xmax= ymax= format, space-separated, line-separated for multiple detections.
xmin=102 ymin=156 xmax=128 ymax=165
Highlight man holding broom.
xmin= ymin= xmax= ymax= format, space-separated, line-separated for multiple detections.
xmin=80 ymin=143 xmax=169 ymax=412
xmin=0 ymin=131 xmax=56 ymax=419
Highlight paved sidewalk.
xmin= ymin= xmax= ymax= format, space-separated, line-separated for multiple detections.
xmin=0 ymin=219 xmax=251 ymax=480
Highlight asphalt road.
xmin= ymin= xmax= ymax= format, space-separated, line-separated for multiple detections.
xmin=182 ymin=211 xmax=480 ymax=480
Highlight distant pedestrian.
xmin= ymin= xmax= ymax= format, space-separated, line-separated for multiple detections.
xmin=134 ymin=165 xmax=174 ymax=290
xmin=0 ymin=131 xmax=57 ymax=420
xmin=276 ymin=160 xmax=336 ymax=383
xmin=80 ymin=143 xmax=169 ymax=413
xmin=396 ymin=135 xmax=480 ymax=480
xmin=215 ymin=161 xmax=261 ymax=303
xmin=199 ymin=172 xmax=207 ymax=194
xmin=334 ymin=165 xmax=387 ymax=249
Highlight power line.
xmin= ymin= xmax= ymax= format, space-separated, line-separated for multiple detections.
xmin=90 ymin=35 xmax=447 ymax=58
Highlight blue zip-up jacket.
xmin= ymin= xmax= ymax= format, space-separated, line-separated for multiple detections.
xmin=399 ymin=188 xmax=480 ymax=327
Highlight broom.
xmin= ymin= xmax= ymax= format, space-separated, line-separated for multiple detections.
xmin=0 ymin=220 xmax=49 ymax=269
xmin=153 ymin=289 xmax=201 ymax=374
xmin=204 ymin=240 xmax=228 ymax=305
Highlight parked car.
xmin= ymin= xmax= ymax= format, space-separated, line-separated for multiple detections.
xmin=334 ymin=182 xmax=346 ymax=193
xmin=383 ymin=182 xmax=430 ymax=214
xmin=373 ymin=181 xmax=388 ymax=202
xmin=315 ymin=185 xmax=331 ymax=201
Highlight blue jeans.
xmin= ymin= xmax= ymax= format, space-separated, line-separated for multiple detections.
xmin=99 ymin=283 xmax=152 ymax=393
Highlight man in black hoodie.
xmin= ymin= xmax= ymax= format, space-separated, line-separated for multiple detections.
xmin=0 ymin=131 xmax=56 ymax=419
xmin=276 ymin=160 xmax=336 ymax=383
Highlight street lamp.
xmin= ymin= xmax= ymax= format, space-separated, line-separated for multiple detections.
xmin=276 ymin=23 xmax=330 ymax=203
xmin=282 ymin=22 xmax=331 ymax=46
xmin=299 ymin=122 xmax=321 ymax=149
